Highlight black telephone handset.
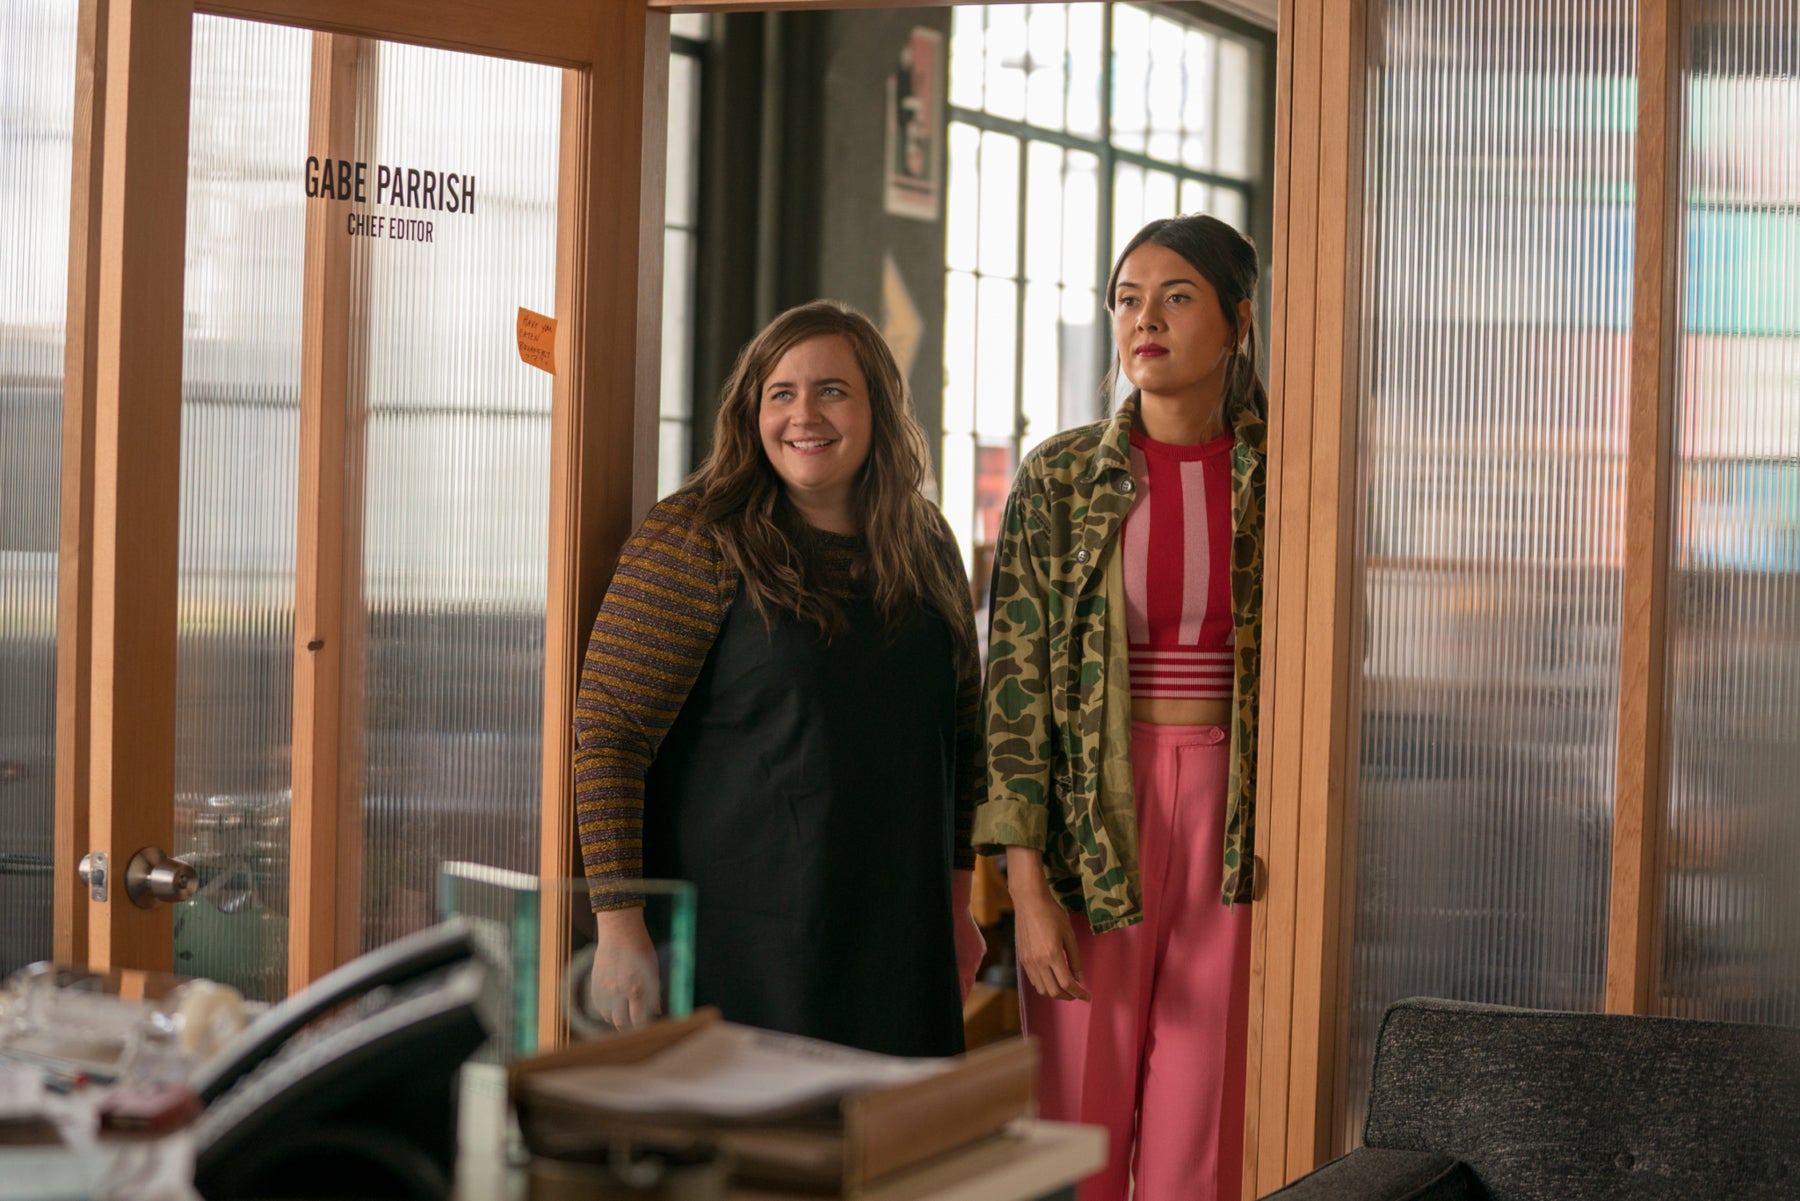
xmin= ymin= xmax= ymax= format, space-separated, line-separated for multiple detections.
xmin=192 ymin=918 xmax=478 ymax=1106
xmin=190 ymin=919 xmax=492 ymax=1201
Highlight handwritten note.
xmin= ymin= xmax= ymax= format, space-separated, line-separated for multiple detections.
xmin=517 ymin=307 xmax=557 ymax=375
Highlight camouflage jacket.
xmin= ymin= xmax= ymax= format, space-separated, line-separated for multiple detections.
xmin=971 ymin=393 xmax=1265 ymax=931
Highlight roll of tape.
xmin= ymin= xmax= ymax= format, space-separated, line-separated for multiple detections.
xmin=562 ymin=944 xmax=609 ymax=1039
xmin=174 ymin=979 xmax=247 ymax=1059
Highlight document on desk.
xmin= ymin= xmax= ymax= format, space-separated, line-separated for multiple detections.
xmin=525 ymin=1023 xmax=952 ymax=1121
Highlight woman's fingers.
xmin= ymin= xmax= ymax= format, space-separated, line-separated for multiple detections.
xmin=1052 ymin=923 xmax=1091 ymax=1002
xmin=593 ymin=949 xmax=659 ymax=1029
xmin=1032 ymin=959 xmax=1086 ymax=1002
xmin=1014 ymin=895 xmax=1089 ymax=1002
xmin=589 ymin=911 xmax=663 ymax=1031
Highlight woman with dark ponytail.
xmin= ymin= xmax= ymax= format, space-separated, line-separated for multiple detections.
xmin=972 ymin=214 xmax=1268 ymax=1200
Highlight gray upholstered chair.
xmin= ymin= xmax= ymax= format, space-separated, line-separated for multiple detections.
xmin=1263 ymin=996 xmax=1800 ymax=1201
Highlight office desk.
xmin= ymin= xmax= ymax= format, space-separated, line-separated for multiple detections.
xmin=455 ymin=1065 xmax=1105 ymax=1201
xmin=729 ymin=1120 xmax=1105 ymax=1201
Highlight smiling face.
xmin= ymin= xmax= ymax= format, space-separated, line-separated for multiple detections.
xmin=757 ymin=334 xmax=874 ymax=531
xmin=1110 ymin=240 xmax=1247 ymax=410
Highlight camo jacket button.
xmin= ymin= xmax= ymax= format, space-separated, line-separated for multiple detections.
xmin=1075 ymin=549 xmax=1091 ymax=564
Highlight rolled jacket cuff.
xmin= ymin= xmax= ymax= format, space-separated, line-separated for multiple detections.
xmin=970 ymin=797 xmax=1049 ymax=856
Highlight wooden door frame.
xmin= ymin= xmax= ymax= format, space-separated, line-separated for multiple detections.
xmin=58 ymin=0 xmax=196 ymax=974
xmin=1607 ymin=0 xmax=1684 ymax=1019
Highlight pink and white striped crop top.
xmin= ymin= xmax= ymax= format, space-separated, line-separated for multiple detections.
xmin=1123 ymin=428 xmax=1235 ymax=700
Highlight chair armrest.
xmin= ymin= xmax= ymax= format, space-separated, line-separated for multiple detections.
xmin=1259 ymin=1147 xmax=1487 ymax=1201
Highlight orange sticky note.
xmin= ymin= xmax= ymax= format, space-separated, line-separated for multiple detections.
xmin=517 ymin=307 xmax=557 ymax=374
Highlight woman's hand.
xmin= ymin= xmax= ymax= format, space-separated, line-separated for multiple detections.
xmin=1006 ymin=849 xmax=1090 ymax=1002
xmin=588 ymin=908 xmax=662 ymax=1030
xmin=951 ymin=869 xmax=986 ymax=1001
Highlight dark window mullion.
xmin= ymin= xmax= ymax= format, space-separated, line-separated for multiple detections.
xmin=945 ymin=104 xmax=1268 ymax=191
xmin=1097 ymin=3 xmax=1117 ymax=387
xmin=1012 ymin=131 xmax=1031 ymax=463
xmin=1109 ymin=147 xmax=1249 ymax=192
xmin=945 ymin=106 xmax=1101 ymax=158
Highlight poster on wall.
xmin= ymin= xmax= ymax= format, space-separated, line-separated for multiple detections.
xmin=884 ymin=27 xmax=943 ymax=221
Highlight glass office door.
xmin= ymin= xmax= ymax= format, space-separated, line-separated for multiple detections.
xmin=61 ymin=0 xmax=658 ymax=1006
xmin=170 ymin=15 xmax=560 ymax=1001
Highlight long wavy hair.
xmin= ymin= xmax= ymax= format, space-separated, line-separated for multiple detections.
xmin=690 ymin=301 xmax=975 ymax=673
xmin=1105 ymin=213 xmax=1268 ymax=427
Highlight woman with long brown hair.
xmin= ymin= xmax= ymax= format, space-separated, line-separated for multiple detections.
xmin=573 ymin=300 xmax=985 ymax=1056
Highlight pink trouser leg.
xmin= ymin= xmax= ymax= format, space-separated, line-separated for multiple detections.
xmin=1020 ymin=723 xmax=1250 ymax=1201
xmin=1132 ymin=725 xmax=1252 ymax=1201
xmin=1021 ymin=908 xmax=1151 ymax=1201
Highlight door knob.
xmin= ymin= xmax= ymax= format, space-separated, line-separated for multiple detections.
xmin=124 ymin=847 xmax=199 ymax=909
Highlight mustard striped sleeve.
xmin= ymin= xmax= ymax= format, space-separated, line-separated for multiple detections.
xmin=573 ymin=493 xmax=732 ymax=907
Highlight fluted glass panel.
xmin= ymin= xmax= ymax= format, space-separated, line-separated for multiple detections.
xmin=0 ymin=0 xmax=76 ymax=977
xmin=351 ymin=43 xmax=559 ymax=953
xmin=174 ymin=16 xmax=310 ymax=1001
xmin=1661 ymin=0 xmax=1800 ymax=1026
xmin=1345 ymin=0 xmax=1635 ymax=1145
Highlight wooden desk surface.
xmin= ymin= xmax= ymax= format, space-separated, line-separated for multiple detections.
xmin=731 ymin=1120 xmax=1105 ymax=1201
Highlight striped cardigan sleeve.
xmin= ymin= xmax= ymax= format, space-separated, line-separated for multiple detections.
xmin=573 ymin=493 xmax=732 ymax=905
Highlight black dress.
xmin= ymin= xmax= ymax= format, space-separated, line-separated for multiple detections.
xmin=642 ymin=537 xmax=965 ymax=1058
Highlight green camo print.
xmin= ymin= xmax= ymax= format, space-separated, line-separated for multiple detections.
xmin=971 ymin=393 xmax=1265 ymax=929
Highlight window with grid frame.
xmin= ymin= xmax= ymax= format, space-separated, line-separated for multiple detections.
xmin=940 ymin=2 xmax=1269 ymax=565
xmin=659 ymin=16 xmax=709 ymax=499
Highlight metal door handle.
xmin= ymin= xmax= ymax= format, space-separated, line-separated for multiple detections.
xmin=124 ymin=847 xmax=199 ymax=908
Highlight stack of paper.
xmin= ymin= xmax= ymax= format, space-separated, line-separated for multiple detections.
xmin=509 ymin=1010 xmax=1036 ymax=1195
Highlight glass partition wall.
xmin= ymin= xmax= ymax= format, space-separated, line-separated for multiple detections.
xmin=1342 ymin=0 xmax=1800 ymax=1144
xmin=1343 ymin=0 xmax=1637 ymax=1140
xmin=0 ymin=0 xmax=77 ymax=978
xmin=1661 ymin=0 xmax=1800 ymax=1026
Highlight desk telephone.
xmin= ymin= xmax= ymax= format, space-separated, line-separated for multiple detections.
xmin=189 ymin=919 xmax=491 ymax=1200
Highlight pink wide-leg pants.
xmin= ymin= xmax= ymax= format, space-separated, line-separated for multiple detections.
xmin=1021 ymin=722 xmax=1252 ymax=1201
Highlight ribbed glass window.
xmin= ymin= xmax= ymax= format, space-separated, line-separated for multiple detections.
xmin=1345 ymin=0 xmax=1636 ymax=1142
xmin=1660 ymin=0 xmax=1800 ymax=1026
xmin=0 ymin=0 xmax=76 ymax=978
xmin=350 ymin=43 xmax=559 ymax=952
xmin=175 ymin=16 xmax=311 ymax=1001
